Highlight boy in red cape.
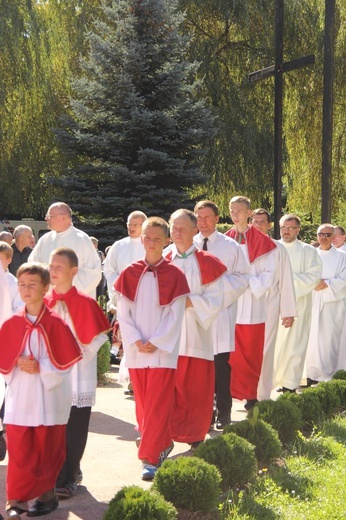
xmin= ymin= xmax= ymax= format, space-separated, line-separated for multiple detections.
xmin=44 ymin=248 xmax=110 ymax=498
xmin=0 ymin=263 xmax=82 ymax=519
xmin=115 ymin=217 xmax=190 ymax=480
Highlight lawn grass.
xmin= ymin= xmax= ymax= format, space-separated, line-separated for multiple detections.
xmin=219 ymin=415 xmax=346 ymax=519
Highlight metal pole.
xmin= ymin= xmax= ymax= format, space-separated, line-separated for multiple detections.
xmin=321 ymin=0 xmax=335 ymax=223
xmin=273 ymin=0 xmax=284 ymax=238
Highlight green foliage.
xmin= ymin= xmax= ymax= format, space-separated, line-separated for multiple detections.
xmin=223 ymin=418 xmax=282 ymax=464
xmin=278 ymin=390 xmax=322 ymax=430
xmin=153 ymin=457 xmax=221 ymax=512
xmin=326 ymin=380 xmax=346 ymax=410
xmin=250 ymin=400 xmax=302 ymax=445
xmin=97 ymin=339 xmax=110 ymax=381
xmin=103 ymin=485 xmax=177 ymax=520
xmin=194 ymin=432 xmax=257 ymax=490
xmin=332 ymin=370 xmax=346 ymax=381
xmin=307 ymin=383 xmax=341 ymax=419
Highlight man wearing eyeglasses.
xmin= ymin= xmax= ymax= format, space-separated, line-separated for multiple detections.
xmin=305 ymin=224 xmax=346 ymax=383
xmin=273 ymin=214 xmax=322 ymax=393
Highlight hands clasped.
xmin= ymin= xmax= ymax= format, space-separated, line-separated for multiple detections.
xmin=17 ymin=356 xmax=40 ymax=374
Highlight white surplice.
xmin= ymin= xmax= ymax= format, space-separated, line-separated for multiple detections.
xmin=29 ymin=225 xmax=101 ymax=298
xmin=273 ymin=239 xmax=322 ymax=390
xmin=194 ymin=231 xmax=249 ymax=354
xmin=305 ymin=247 xmax=346 ymax=381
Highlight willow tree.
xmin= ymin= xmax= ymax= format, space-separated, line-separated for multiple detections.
xmin=55 ymin=0 xmax=214 ymax=240
xmin=180 ymin=0 xmax=345 ymax=222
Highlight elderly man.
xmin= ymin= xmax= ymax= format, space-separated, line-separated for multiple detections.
xmin=29 ymin=202 xmax=101 ymax=298
xmin=165 ymin=209 xmax=227 ymax=447
xmin=8 ymin=225 xmax=33 ymax=276
xmin=305 ymin=224 xmax=346 ymax=382
xmin=273 ymin=214 xmax=322 ymax=392
xmin=193 ymin=200 xmax=249 ymax=429
xmin=251 ymin=209 xmax=296 ymax=400
xmin=103 ymin=211 xmax=147 ymax=301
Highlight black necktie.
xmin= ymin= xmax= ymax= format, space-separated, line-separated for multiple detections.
xmin=202 ymin=237 xmax=208 ymax=251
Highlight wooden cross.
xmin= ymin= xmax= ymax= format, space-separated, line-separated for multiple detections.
xmin=249 ymin=0 xmax=315 ymax=238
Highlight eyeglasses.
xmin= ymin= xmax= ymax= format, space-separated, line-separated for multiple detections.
xmin=45 ymin=213 xmax=64 ymax=219
xmin=280 ymin=226 xmax=299 ymax=231
xmin=317 ymin=232 xmax=333 ymax=238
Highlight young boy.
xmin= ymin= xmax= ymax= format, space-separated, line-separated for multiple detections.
xmin=44 ymin=247 xmax=110 ymax=498
xmin=0 ymin=263 xmax=82 ymax=519
xmin=115 ymin=217 xmax=190 ymax=480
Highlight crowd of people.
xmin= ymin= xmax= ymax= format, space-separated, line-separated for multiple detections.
xmin=0 ymin=197 xmax=346 ymax=519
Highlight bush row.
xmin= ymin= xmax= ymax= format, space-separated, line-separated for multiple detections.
xmin=103 ymin=372 xmax=346 ymax=519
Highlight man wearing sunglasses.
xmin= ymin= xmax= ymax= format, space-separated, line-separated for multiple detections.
xmin=305 ymin=224 xmax=346 ymax=384
xmin=273 ymin=214 xmax=322 ymax=393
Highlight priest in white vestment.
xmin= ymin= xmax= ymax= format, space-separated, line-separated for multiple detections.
xmin=273 ymin=214 xmax=322 ymax=392
xmin=29 ymin=202 xmax=101 ymax=299
xmin=305 ymin=224 xmax=346 ymax=381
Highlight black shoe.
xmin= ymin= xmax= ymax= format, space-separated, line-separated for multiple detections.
xmin=244 ymin=399 xmax=258 ymax=411
xmin=124 ymin=389 xmax=134 ymax=396
xmin=27 ymin=496 xmax=58 ymax=517
xmin=216 ymin=416 xmax=231 ymax=430
xmin=307 ymin=378 xmax=319 ymax=387
xmin=282 ymin=386 xmax=296 ymax=393
xmin=189 ymin=440 xmax=203 ymax=451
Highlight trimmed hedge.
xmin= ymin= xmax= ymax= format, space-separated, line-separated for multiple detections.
xmin=103 ymin=485 xmax=177 ymax=520
xmin=154 ymin=457 xmax=221 ymax=512
xmin=194 ymin=432 xmax=257 ymax=490
xmin=249 ymin=400 xmax=302 ymax=445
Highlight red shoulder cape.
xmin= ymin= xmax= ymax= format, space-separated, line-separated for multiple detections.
xmin=114 ymin=258 xmax=190 ymax=306
xmin=45 ymin=287 xmax=111 ymax=345
xmin=165 ymin=249 xmax=227 ymax=285
xmin=0 ymin=305 xmax=82 ymax=374
xmin=225 ymin=225 xmax=276 ymax=263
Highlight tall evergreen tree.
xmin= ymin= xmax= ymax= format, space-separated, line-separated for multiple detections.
xmin=55 ymin=0 xmax=215 ymax=240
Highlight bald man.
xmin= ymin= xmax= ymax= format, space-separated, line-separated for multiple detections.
xmin=29 ymin=203 xmax=101 ymax=298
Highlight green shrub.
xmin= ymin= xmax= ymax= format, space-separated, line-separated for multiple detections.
xmin=97 ymin=339 xmax=111 ymax=381
xmin=278 ymin=389 xmax=322 ymax=429
xmin=103 ymin=485 xmax=177 ymax=520
xmin=224 ymin=417 xmax=282 ymax=463
xmin=249 ymin=400 xmax=302 ymax=445
xmin=307 ymin=382 xmax=340 ymax=419
xmin=154 ymin=457 xmax=221 ymax=512
xmin=326 ymin=379 xmax=346 ymax=410
xmin=332 ymin=370 xmax=346 ymax=381
xmin=194 ymin=432 xmax=257 ymax=490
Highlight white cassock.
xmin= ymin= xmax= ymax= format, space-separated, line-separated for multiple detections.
xmin=194 ymin=231 xmax=249 ymax=354
xmin=273 ymin=239 xmax=322 ymax=390
xmin=29 ymin=225 xmax=101 ymax=298
xmin=257 ymin=240 xmax=297 ymax=400
xmin=337 ymin=247 xmax=346 ymax=370
xmin=0 ymin=265 xmax=12 ymax=426
xmin=305 ymin=247 xmax=346 ymax=381
xmin=5 ymin=271 xmax=24 ymax=314
xmin=103 ymin=236 xmax=145 ymax=300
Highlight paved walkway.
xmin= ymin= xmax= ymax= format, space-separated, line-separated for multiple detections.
xmin=0 ymin=366 xmax=257 ymax=519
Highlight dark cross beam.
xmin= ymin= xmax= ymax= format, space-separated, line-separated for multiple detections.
xmin=249 ymin=0 xmax=315 ymax=238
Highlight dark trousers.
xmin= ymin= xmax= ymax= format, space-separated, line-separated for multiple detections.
xmin=57 ymin=406 xmax=91 ymax=487
xmin=214 ymin=352 xmax=232 ymax=420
